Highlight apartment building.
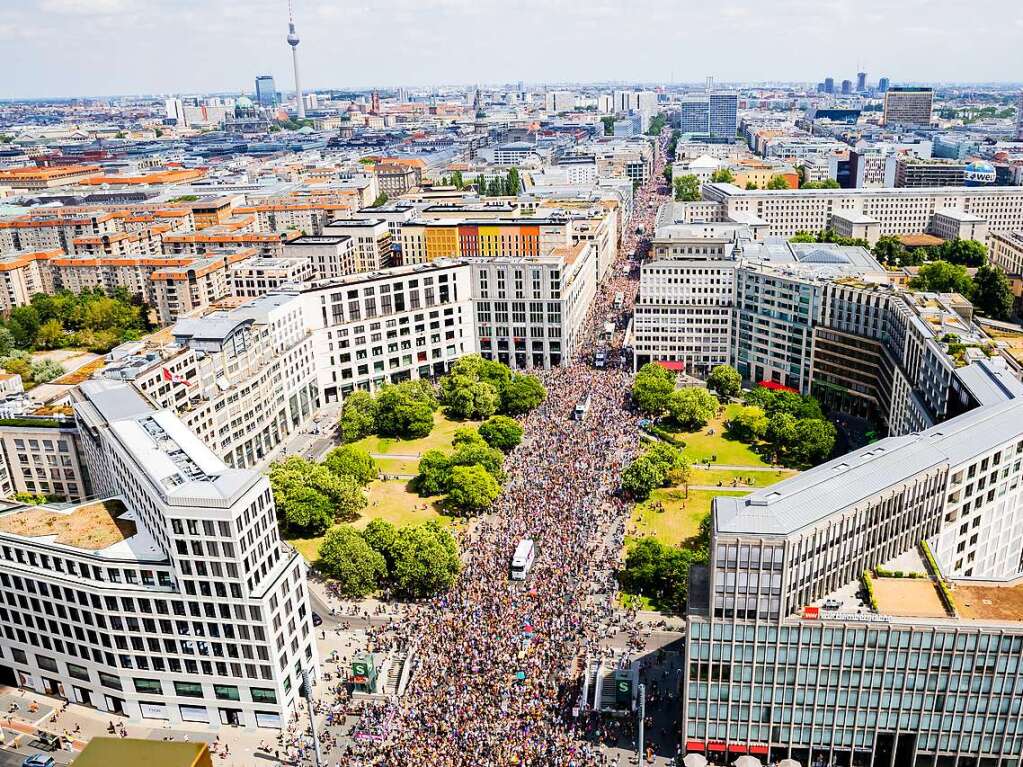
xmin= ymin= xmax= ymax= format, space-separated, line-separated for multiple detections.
xmin=0 ymin=379 xmax=316 ymax=728
xmin=232 ymin=204 xmax=327 ymax=236
xmin=281 ymin=235 xmax=356 ymax=280
xmin=632 ymin=228 xmax=739 ymax=374
xmin=297 ymin=261 xmax=475 ymax=403
xmin=373 ymin=163 xmax=421 ymax=198
xmin=150 ymin=254 xmax=242 ymax=325
xmin=0 ymin=213 xmax=120 ymax=255
xmin=893 ymin=157 xmax=966 ymax=189
xmin=229 ymin=257 xmax=314 ymax=299
xmin=469 ymin=241 xmax=597 ymax=370
xmin=320 ymin=220 xmax=393 ymax=272
xmin=0 ymin=164 xmax=101 ymax=190
xmin=685 ymin=395 xmax=1023 ymax=767
xmin=0 ymin=417 xmax=91 ymax=501
xmin=71 ymin=226 xmax=169 ymax=258
xmin=162 ymin=231 xmax=300 ymax=258
xmin=0 ymin=250 xmax=58 ymax=312
xmin=700 ymin=184 xmax=1023 ymax=242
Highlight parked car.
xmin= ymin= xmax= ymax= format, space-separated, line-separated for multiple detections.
xmin=312 ymin=612 xmax=323 ymax=627
xmin=23 ymin=755 xmax=57 ymax=767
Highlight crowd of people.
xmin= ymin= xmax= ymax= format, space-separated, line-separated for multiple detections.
xmin=271 ymin=133 xmax=676 ymax=767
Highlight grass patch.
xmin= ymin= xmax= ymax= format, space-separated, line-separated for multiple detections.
xmin=0 ymin=499 xmax=134 ymax=550
xmin=375 ymin=456 xmax=420 ymax=477
xmin=350 ymin=412 xmax=480 ymax=458
xmin=627 ymin=487 xmax=748 ymax=548
xmin=689 ymin=467 xmax=796 ymax=488
xmin=618 ymin=592 xmax=655 ymax=611
xmin=286 ymin=479 xmax=451 ymax=566
xmin=669 ymin=403 xmax=770 ymax=467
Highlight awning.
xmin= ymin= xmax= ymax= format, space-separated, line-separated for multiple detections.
xmin=685 ymin=741 xmax=706 ymax=752
xmin=757 ymin=380 xmax=798 ymax=393
xmin=750 ymin=745 xmax=770 ymax=755
xmin=656 ymin=360 xmax=685 ymax=372
xmin=707 ymin=743 xmax=727 ymax=752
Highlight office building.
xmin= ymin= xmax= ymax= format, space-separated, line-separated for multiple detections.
xmin=229 ymin=256 xmax=314 ymax=298
xmin=0 ymin=416 xmax=91 ymax=502
xmin=989 ymin=231 xmax=1023 ymax=275
xmin=544 ymin=91 xmax=576 ymax=114
xmin=878 ymin=77 xmax=890 ymax=93
xmin=684 ymin=392 xmax=1023 ymax=767
xmin=1017 ymin=91 xmax=1023 ymax=140
xmin=824 ymin=78 xmax=835 ymax=94
xmin=841 ymin=79 xmax=853 ymax=95
xmin=699 ymin=183 xmax=1023 ymax=241
xmin=0 ymin=379 xmax=316 ymax=728
xmin=680 ymin=98 xmax=711 ymax=135
xmin=165 ymin=98 xmax=184 ymax=124
xmin=320 ymin=220 xmax=393 ymax=273
xmin=857 ymin=72 xmax=867 ymax=92
xmin=883 ymin=86 xmax=934 ymax=126
xmin=892 ymin=157 xmax=967 ymax=188
xmin=254 ymin=76 xmax=277 ymax=108
xmin=678 ymin=94 xmax=738 ymax=143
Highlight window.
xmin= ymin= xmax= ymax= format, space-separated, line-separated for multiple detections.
xmin=214 ymin=685 xmax=240 ymax=701
xmin=133 ymin=678 xmax=163 ymax=694
xmin=174 ymin=681 xmax=204 ymax=698
xmin=67 ymin=663 xmax=90 ymax=682
xmin=36 ymin=656 xmax=58 ymax=672
xmin=251 ymin=687 xmax=277 ymax=704
xmin=99 ymin=672 xmax=122 ymax=691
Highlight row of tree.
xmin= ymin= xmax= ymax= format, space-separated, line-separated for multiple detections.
xmin=736 ymin=387 xmax=836 ymax=467
xmin=2 ymin=289 xmax=152 ymax=354
xmin=631 ymin=363 xmax=728 ymax=424
xmin=0 ymin=351 xmax=65 ymax=387
xmin=318 ymin=519 xmax=460 ymax=598
xmin=438 ymin=354 xmax=546 ymax=420
xmin=269 ymin=446 xmax=378 ymax=536
xmin=478 ymin=168 xmax=522 ymax=197
xmin=621 ymin=441 xmax=690 ymax=501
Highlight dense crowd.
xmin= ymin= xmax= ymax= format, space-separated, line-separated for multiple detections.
xmin=269 ymin=134 xmax=674 ymax=767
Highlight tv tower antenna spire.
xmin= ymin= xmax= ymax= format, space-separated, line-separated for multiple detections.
xmin=287 ymin=0 xmax=305 ymax=119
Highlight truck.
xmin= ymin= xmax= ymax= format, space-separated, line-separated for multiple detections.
xmin=510 ymin=539 xmax=536 ymax=580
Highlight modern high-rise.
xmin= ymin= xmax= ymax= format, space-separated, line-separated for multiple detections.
xmin=0 ymin=379 xmax=317 ymax=728
xmin=254 ymin=75 xmax=277 ymax=107
xmin=1016 ymin=91 xmax=1023 ymax=140
xmin=684 ymin=391 xmax=1023 ymax=767
xmin=878 ymin=77 xmax=890 ymax=93
xmin=824 ymin=77 xmax=835 ymax=94
xmin=286 ymin=2 xmax=304 ymax=119
xmin=857 ymin=72 xmax=868 ymax=92
xmin=841 ymin=79 xmax=853 ymax=95
xmin=883 ymin=86 xmax=933 ymax=126
xmin=679 ymin=93 xmax=737 ymax=143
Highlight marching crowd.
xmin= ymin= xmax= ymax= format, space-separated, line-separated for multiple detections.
xmin=268 ymin=134 xmax=674 ymax=767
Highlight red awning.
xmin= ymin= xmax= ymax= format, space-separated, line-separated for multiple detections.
xmin=685 ymin=741 xmax=706 ymax=752
xmin=707 ymin=743 xmax=727 ymax=752
xmin=750 ymin=745 xmax=770 ymax=755
xmin=757 ymin=380 xmax=798 ymax=393
xmin=729 ymin=744 xmax=748 ymax=753
xmin=655 ymin=360 xmax=685 ymax=372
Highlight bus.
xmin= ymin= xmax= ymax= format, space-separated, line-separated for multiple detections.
xmin=613 ymin=291 xmax=624 ymax=309
xmin=510 ymin=539 xmax=536 ymax=580
xmin=573 ymin=394 xmax=592 ymax=420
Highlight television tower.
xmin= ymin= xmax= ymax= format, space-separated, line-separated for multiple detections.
xmin=286 ymin=0 xmax=305 ymax=119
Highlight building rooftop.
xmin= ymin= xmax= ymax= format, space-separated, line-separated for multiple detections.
xmin=715 ymin=397 xmax=1023 ymax=538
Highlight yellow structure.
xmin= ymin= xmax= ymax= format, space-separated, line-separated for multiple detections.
xmin=72 ymin=737 xmax=212 ymax=767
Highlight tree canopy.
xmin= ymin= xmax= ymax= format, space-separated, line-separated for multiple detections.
xmin=269 ymin=455 xmax=367 ymax=536
xmin=632 ymin=363 xmax=675 ymax=415
xmin=706 ymin=365 xmax=741 ymax=399
xmin=909 ymin=260 xmax=973 ymax=295
xmin=446 ymin=464 xmax=501 ymax=514
xmin=338 ymin=390 xmax=379 ymax=443
xmin=970 ymin=264 xmax=1015 ymax=320
xmin=673 ymin=174 xmax=701 ymax=202
xmin=477 ymin=415 xmax=524 ymax=452
xmin=317 ymin=526 xmax=386 ymax=597
xmin=1 ymin=289 xmax=151 ymax=353
xmin=375 ymin=380 xmax=438 ymax=439
xmin=667 ymin=387 xmax=719 ymax=430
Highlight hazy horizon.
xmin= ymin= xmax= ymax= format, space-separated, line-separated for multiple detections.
xmin=3 ymin=0 xmax=1023 ymax=100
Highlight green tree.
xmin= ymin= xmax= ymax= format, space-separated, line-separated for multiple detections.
xmin=970 ymin=264 xmax=1015 ymax=320
xmin=727 ymin=406 xmax=768 ymax=442
xmin=35 ymin=319 xmax=66 ymax=350
xmin=279 ymin=486 xmax=335 ymax=536
xmin=370 ymin=193 xmax=389 ymax=208
xmin=361 ymin=518 xmax=399 ymax=572
xmin=446 ymin=464 xmax=501 ymax=514
xmin=338 ymin=390 xmax=379 ymax=443
xmin=621 ymin=455 xmax=665 ymax=501
xmin=7 ymin=305 xmax=40 ymax=349
xmin=323 ymin=445 xmax=378 ymax=485
xmin=632 ymin=363 xmax=675 ymax=415
xmin=478 ymin=415 xmax=524 ymax=452
xmin=710 ymin=168 xmax=735 ymax=184
xmin=766 ymin=412 xmax=798 ymax=461
xmin=269 ymin=456 xmax=366 ymax=534
xmin=673 ymin=174 xmax=701 ymax=201
xmin=449 ymin=438 xmax=505 ymax=482
xmin=415 ymin=449 xmax=452 ymax=496
xmin=706 ymin=364 xmax=741 ymax=399
xmin=440 ymin=375 xmax=499 ymax=420
xmin=600 ymin=116 xmax=614 ymax=136
xmin=505 ymin=167 xmax=521 ymax=195
xmin=667 ymin=387 xmax=719 ymax=430
xmin=29 ymin=359 xmax=64 ymax=383
xmin=789 ymin=231 xmax=818 ymax=243
xmin=909 ymin=260 xmax=972 ymax=295
xmin=936 ymin=239 xmax=987 ymax=267
xmin=802 ymin=179 xmax=841 ymax=189
xmin=663 ymin=166 xmax=673 ymax=183
xmin=376 ymin=381 xmax=438 ymax=439
xmin=390 ymin=521 xmax=461 ymax=597
xmin=645 ymin=442 xmax=691 ymax=487
xmin=872 ymin=235 xmax=909 ymax=266
xmin=0 ymin=328 xmax=14 ymax=358
xmin=317 ymin=526 xmax=386 ymax=597
xmin=500 ymin=373 xmax=546 ymax=415
xmin=790 ymin=419 xmax=837 ymax=466
xmin=766 ymin=174 xmax=791 ymax=190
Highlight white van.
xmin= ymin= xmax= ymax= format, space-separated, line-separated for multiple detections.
xmin=573 ymin=395 xmax=592 ymax=421
xmin=510 ymin=539 xmax=536 ymax=580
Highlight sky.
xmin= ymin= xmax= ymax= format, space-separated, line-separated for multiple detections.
xmin=2 ymin=0 xmax=1022 ymax=99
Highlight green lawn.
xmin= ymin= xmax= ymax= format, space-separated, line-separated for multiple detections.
xmin=669 ymin=403 xmax=770 ymax=467
xmin=350 ymin=412 xmax=479 ymax=458
xmin=628 ymin=487 xmax=748 ymax=548
xmin=374 ymin=456 xmax=421 ymax=477
xmin=689 ymin=467 xmax=796 ymax=489
xmin=286 ymin=479 xmax=452 ymax=565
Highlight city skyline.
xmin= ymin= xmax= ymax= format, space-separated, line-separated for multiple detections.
xmin=3 ymin=0 xmax=1022 ymax=99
